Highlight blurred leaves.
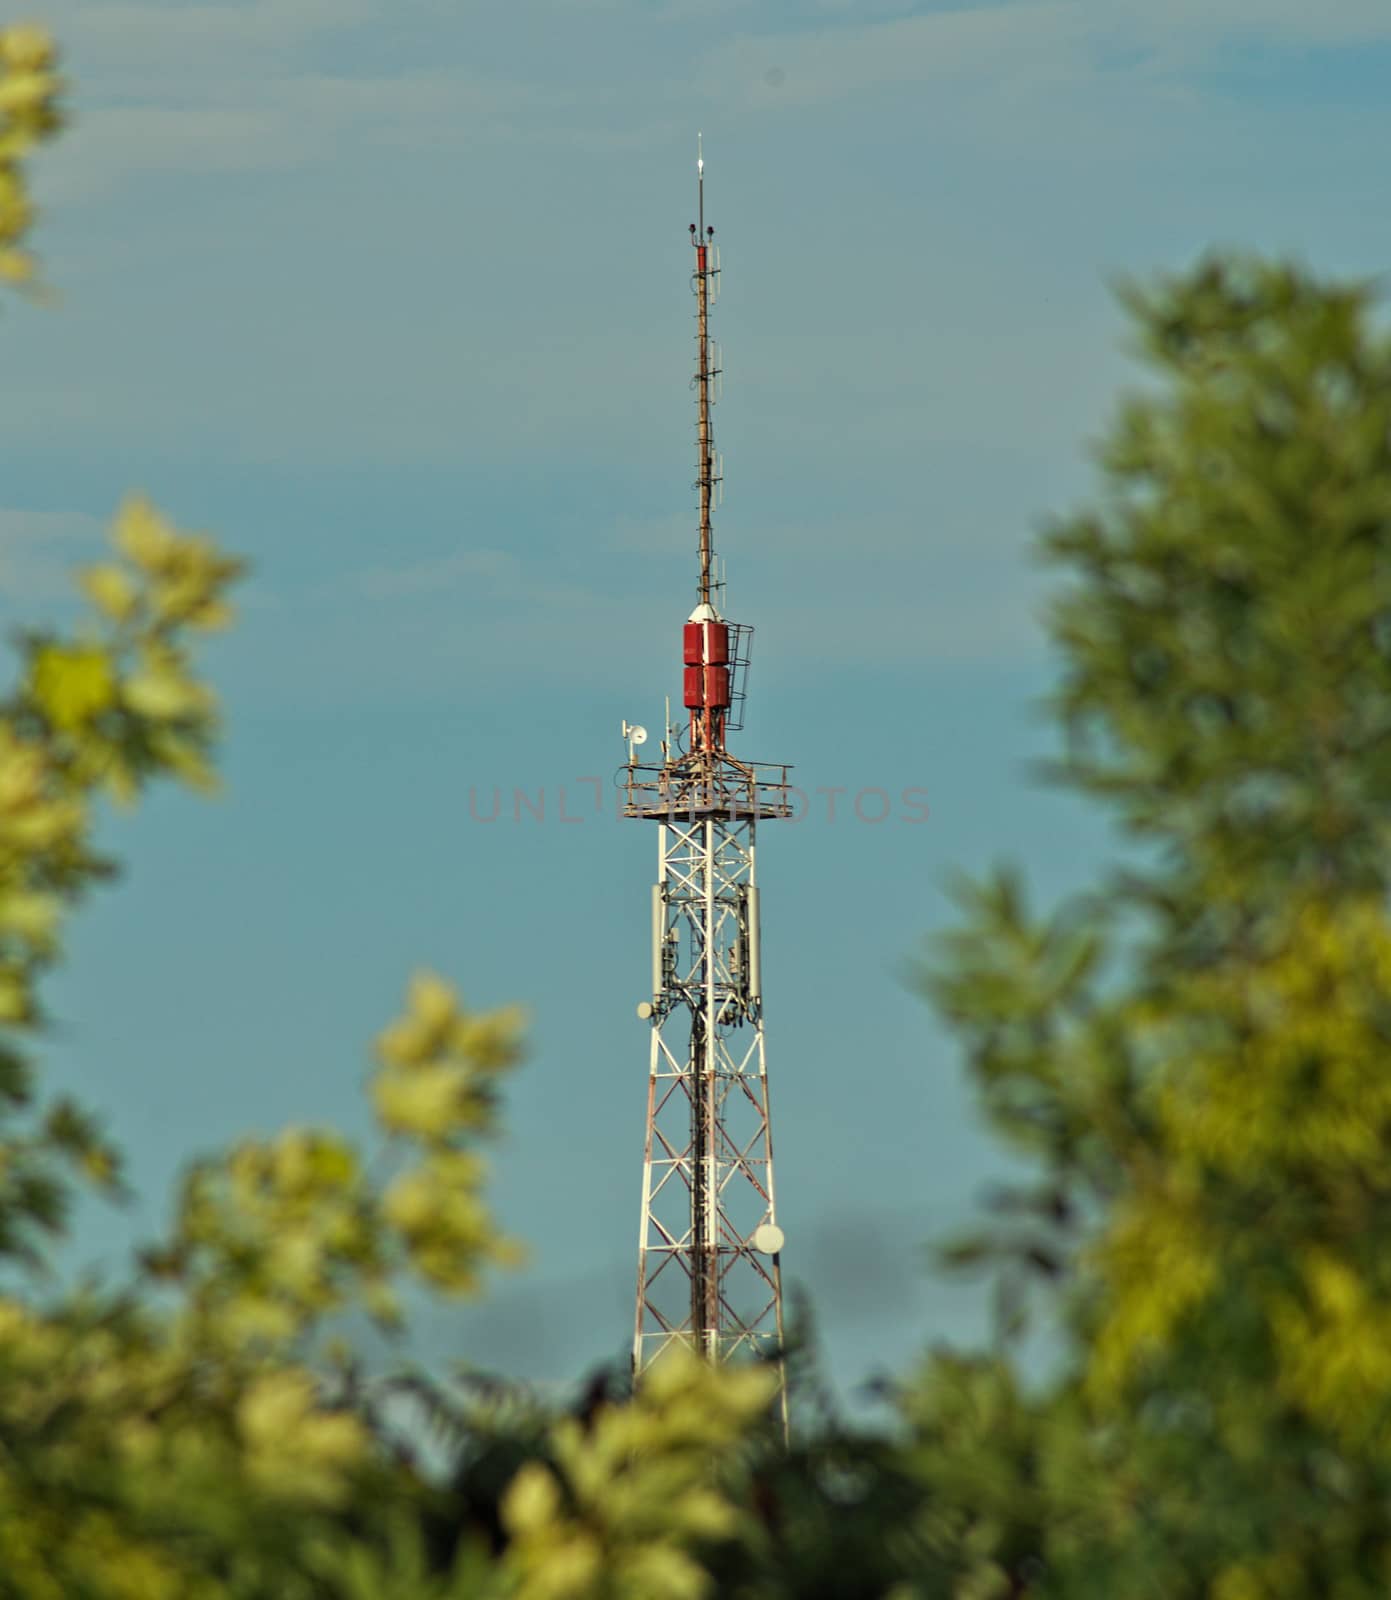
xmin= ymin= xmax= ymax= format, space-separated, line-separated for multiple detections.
xmin=154 ymin=973 xmax=525 ymax=1357
xmin=500 ymin=1350 xmax=779 ymax=1600
xmin=911 ymin=257 xmax=1391 ymax=1596
xmin=0 ymin=487 xmax=242 ymax=1276
xmin=0 ymin=22 xmax=61 ymax=291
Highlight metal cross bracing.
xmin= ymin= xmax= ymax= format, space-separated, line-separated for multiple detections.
xmin=633 ymin=808 xmax=785 ymax=1379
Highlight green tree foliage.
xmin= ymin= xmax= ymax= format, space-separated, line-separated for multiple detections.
xmin=0 ymin=22 xmax=60 ymax=288
xmin=921 ymin=258 xmax=1391 ymax=1597
xmin=11 ymin=23 xmax=1391 ymax=1598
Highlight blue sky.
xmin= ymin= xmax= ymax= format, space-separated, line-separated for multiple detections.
xmin=6 ymin=0 xmax=1391 ymax=1399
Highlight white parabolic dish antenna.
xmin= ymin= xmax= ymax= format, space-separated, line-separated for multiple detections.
xmin=751 ymin=1222 xmax=784 ymax=1256
xmin=630 ymin=725 xmax=648 ymax=746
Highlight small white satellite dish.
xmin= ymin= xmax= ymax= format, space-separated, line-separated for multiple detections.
xmin=751 ymin=1222 xmax=784 ymax=1256
xmin=630 ymin=725 xmax=648 ymax=746
xmin=636 ymin=1001 xmax=655 ymax=1020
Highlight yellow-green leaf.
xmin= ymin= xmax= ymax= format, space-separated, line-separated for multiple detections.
xmin=28 ymin=644 xmax=116 ymax=730
xmin=79 ymin=563 xmax=138 ymax=623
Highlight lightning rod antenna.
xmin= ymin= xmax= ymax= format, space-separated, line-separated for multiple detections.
xmin=693 ymin=134 xmax=715 ymax=610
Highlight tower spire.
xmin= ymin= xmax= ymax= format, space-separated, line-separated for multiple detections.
xmin=621 ymin=154 xmax=794 ymax=1433
xmin=691 ymin=134 xmax=717 ymax=613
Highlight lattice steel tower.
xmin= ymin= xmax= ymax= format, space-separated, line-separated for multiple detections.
xmin=623 ymin=142 xmax=794 ymax=1397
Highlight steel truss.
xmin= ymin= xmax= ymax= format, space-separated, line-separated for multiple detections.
xmin=633 ymin=806 xmax=785 ymax=1402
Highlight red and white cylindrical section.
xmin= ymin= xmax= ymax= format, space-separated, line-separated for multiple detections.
xmin=683 ymin=615 xmax=730 ymax=710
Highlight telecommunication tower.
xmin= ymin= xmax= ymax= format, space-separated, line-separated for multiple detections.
xmin=623 ymin=141 xmax=794 ymax=1402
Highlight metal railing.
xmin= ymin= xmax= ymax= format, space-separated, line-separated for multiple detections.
xmin=622 ymin=757 xmax=794 ymax=821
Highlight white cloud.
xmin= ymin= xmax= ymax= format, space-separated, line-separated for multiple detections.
xmin=35 ymin=0 xmax=1384 ymax=203
xmin=47 ymin=0 xmax=378 ymax=76
xmin=62 ymin=104 xmax=293 ymax=182
xmin=33 ymin=0 xmax=1391 ymax=173
xmin=349 ymin=546 xmax=522 ymax=598
xmin=331 ymin=512 xmax=1044 ymax=675
xmin=706 ymin=0 xmax=1391 ymax=114
xmin=1127 ymin=0 xmax=1391 ymax=45
xmin=41 ymin=69 xmax=553 ymax=200
xmin=710 ymin=3 xmax=1091 ymax=112
xmin=604 ymin=512 xmax=694 ymax=558
xmin=30 ymin=0 xmax=557 ymax=197
xmin=0 ymin=508 xmax=106 ymax=602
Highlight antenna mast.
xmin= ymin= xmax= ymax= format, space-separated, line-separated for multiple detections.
xmin=621 ymin=143 xmax=793 ymax=1429
xmin=693 ymin=132 xmax=717 ymax=611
